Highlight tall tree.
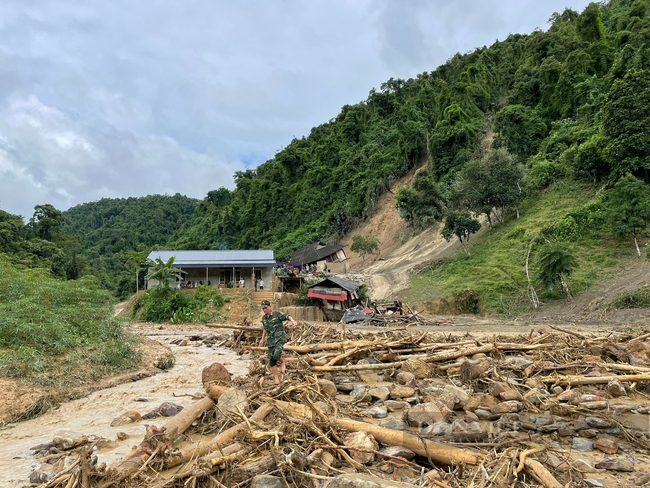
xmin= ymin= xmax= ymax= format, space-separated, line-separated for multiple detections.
xmin=535 ymin=243 xmax=577 ymax=300
xmin=441 ymin=211 xmax=481 ymax=257
xmin=605 ymin=174 xmax=650 ymax=256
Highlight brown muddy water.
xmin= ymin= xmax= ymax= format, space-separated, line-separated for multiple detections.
xmin=0 ymin=334 xmax=249 ymax=487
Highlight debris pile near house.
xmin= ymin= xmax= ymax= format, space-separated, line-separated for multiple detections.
xmin=342 ymin=300 xmax=459 ymax=327
xmin=27 ymin=326 xmax=650 ymax=488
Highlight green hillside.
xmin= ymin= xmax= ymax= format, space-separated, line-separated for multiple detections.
xmin=168 ymin=0 xmax=650 ymax=270
xmin=61 ymin=194 xmax=199 ymax=298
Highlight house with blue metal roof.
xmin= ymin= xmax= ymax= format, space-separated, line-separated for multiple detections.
xmin=146 ymin=250 xmax=275 ymax=291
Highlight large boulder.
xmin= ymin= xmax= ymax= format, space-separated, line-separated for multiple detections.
xmin=202 ymin=362 xmax=232 ymax=386
xmin=326 ymin=473 xmax=418 ymax=488
xmin=401 ymin=358 xmax=430 ymax=379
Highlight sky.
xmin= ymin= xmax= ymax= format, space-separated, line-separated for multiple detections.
xmin=0 ymin=0 xmax=594 ymax=219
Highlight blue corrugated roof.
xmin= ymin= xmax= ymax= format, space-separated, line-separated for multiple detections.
xmin=147 ymin=250 xmax=275 ymax=267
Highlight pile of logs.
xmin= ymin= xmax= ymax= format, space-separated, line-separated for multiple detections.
xmin=30 ymin=325 xmax=650 ymax=488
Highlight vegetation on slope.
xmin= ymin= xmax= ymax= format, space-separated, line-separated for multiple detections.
xmin=0 ymin=256 xmax=141 ymax=386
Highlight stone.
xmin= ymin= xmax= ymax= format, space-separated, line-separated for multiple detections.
xmin=110 ymin=410 xmax=142 ymax=427
xmin=479 ymin=395 xmax=499 ymax=409
xmin=474 ymin=409 xmax=499 ymax=421
xmin=551 ymin=386 xmax=564 ymax=395
xmin=523 ymin=389 xmax=547 ymax=405
xmin=158 ymin=402 xmax=183 ymax=417
xmin=464 ymin=411 xmax=479 ymax=422
xmin=572 ymin=437 xmax=593 ymax=452
xmin=463 ymin=396 xmax=482 ymax=412
xmin=202 ymin=362 xmax=231 ymax=386
xmin=546 ymin=453 xmax=570 ymax=472
xmin=395 ymin=371 xmax=416 ymax=386
xmin=583 ymin=479 xmax=604 ymax=488
xmin=368 ymin=386 xmax=391 ymax=402
xmin=425 ymin=391 xmax=456 ymax=411
xmin=579 ymin=400 xmax=608 ymax=410
xmin=579 ymin=394 xmax=607 ymax=403
xmin=401 ymin=358 xmax=430 ymax=379
xmin=319 ymin=379 xmax=338 ymax=398
xmin=52 ymin=431 xmax=88 ymax=450
xmin=422 ymin=421 xmax=452 ymax=436
xmin=573 ymin=458 xmax=599 ymax=473
xmin=217 ymin=387 xmax=249 ymax=414
xmin=580 ymin=429 xmax=600 ymax=438
xmin=609 ymin=403 xmax=636 ymax=413
xmin=390 ymin=385 xmax=416 ymax=399
xmin=379 ymin=418 xmax=408 ymax=430
xmin=326 ymin=473 xmax=419 ymax=488
xmin=249 ymin=475 xmax=287 ymax=488
xmin=314 ymin=401 xmax=332 ymax=414
xmin=538 ymin=422 xmax=570 ymax=433
xmin=499 ymin=390 xmax=523 ymax=401
xmin=29 ymin=464 xmax=56 ymax=484
xmin=384 ymin=400 xmax=409 ymax=412
xmin=556 ymin=389 xmax=577 ymax=402
xmin=585 ymin=417 xmax=612 ymax=429
xmin=351 ymin=385 xmax=372 ymax=402
xmin=632 ymin=472 xmax=650 ymax=486
xmin=488 ymin=382 xmax=509 ymax=397
xmin=595 ymin=457 xmax=635 ymax=472
xmin=490 ymin=401 xmax=522 ymax=414
xmin=594 ymin=437 xmax=619 ymax=454
xmin=344 ymin=431 xmax=378 ymax=464
xmin=363 ymin=406 xmax=388 ymax=418
xmin=443 ymin=384 xmax=470 ymax=408
xmin=379 ymin=446 xmax=416 ymax=460
xmin=406 ymin=402 xmax=452 ymax=426
xmin=607 ymin=378 xmax=627 ymax=398
xmin=573 ymin=420 xmax=590 ymax=430
xmin=500 ymin=356 xmax=533 ymax=371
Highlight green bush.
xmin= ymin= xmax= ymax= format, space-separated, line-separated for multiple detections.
xmin=0 ymin=255 xmax=141 ymax=379
xmin=610 ymin=287 xmax=650 ymax=309
xmin=525 ymin=159 xmax=565 ymax=191
xmin=139 ymin=285 xmax=225 ymax=323
xmin=194 ymin=284 xmax=225 ymax=307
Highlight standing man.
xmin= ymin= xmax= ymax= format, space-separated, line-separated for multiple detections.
xmin=259 ymin=278 xmax=264 ymax=290
xmin=259 ymin=300 xmax=297 ymax=385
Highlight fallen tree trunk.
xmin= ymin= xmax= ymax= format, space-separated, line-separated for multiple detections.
xmin=271 ymin=400 xmax=479 ymax=466
xmin=110 ymin=385 xmax=229 ymax=476
xmin=534 ymin=373 xmax=650 ymax=386
xmin=164 ymin=402 xmax=274 ymax=469
xmin=524 ymin=459 xmax=563 ymax=488
xmin=246 ymin=339 xmax=407 ymax=354
xmin=334 ymin=418 xmax=480 ymax=466
xmin=205 ymin=323 xmax=264 ymax=332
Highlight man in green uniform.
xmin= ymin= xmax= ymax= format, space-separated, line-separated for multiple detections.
xmin=259 ymin=300 xmax=297 ymax=385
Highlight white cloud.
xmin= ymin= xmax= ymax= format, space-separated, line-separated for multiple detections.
xmin=0 ymin=0 xmax=594 ymax=219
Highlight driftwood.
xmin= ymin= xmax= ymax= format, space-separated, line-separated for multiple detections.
xmin=205 ymin=323 xmax=264 ymax=332
xmin=165 ymin=401 xmax=274 ymax=468
xmin=524 ymin=459 xmax=563 ymax=488
xmin=271 ymin=399 xmax=479 ymax=466
xmin=534 ymin=373 xmax=650 ymax=386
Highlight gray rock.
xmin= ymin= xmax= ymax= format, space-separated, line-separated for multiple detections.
xmin=406 ymin=402 xmax=452 ymax=426
xmin=500 ymin=356 xmax=533 ymax=371
xmin=326 ymin=473 xmax=419 ymax=488
xmin=319 ymin=379 xmax=338 ymax=398
xmin=443 ymin=384 xmax=470 ymax=408
xmin=384 ymin=400 xmax=408 ymax=412
xmin=583 ymin=479 xmax=604 ymax=488
xmin=159 ymin=402 xmax=184 ymax=417
xmin=344 ymin=431 xmax=378 ymax=464
xmin=538 ymin=421 xmax=570 ymax=433
xmin=250 ymin=475 xmax=288 ymax=488
xmin=368 ymin=386 xmax=391 ymax=401
xmin=218 ymin=388 xmax=248 ymax=414
xmin=52 ymin=431 xmax=88 ymax=450
xmin=607 ymin=378 xmax=627 ymax=398
xmin=379 ymin=418 xmax=408 ymax=430
xmin=395 ymin=371 xmax=416 ymax=386
xmin=594 ymin=457 xmax=635 ymax=472
xmin=363 ymin=406 xmax=388 ymax=418
xmin=29 ymin=464 xmax=56 ymax=484
xmin=379 ymin=445 xmax=416 ymax=460
xmin=351 ymin=385 xmax=372 ymax=402
xmin=422 ymin=421 xmax=452 ymax=436
xmin=572 ymin=437 xmax=594 ymax=452
xmin=474 ymin=409 xmax=499 ymax=420
xmin=585 ymin=417 xmax=612 ymax=429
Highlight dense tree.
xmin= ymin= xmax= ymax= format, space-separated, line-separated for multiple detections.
xmin=605 ymin=174 xmax=650 ymax=256
xmin=535 ymin=243 xmax=578 ymax=299
xmin=495 ymin=105 xmax=547 ymax=160
xmin=441 ymin=211 xmax=481 ymax=257
xmin=350 ymin=235 xmax=380 ymax=263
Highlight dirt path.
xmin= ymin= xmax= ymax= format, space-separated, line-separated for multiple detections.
xmin=0 ymin=325 xmax=249 ymax=487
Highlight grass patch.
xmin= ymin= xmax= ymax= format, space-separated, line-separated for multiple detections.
xmin=0 ymin=255 xmax=141 ymax=384
xmin=404 ymin=181 xmax=629 ymax=316
xmin=609 ymin=287 xmax=650 ymax=309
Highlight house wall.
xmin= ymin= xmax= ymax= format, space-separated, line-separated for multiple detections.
xmin=147 ymin=267 xmax=274 ymax=290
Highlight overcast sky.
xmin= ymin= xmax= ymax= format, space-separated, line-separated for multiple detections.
xmin=0 ymin=0 xmax=593 ymax=219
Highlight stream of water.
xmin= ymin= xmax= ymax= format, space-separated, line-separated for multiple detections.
xmin=0 ymin=335 xmax=249 ymax=487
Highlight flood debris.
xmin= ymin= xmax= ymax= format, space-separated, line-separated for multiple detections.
xmin=26 ymin=324 xmax=650 ymax=487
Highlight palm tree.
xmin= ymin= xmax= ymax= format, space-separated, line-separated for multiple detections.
xmin=146 ymin=256 xmax=186 ymax=290
xmin=535 ymin=243 xmax=577 ymax=300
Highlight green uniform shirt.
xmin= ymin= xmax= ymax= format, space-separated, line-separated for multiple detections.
xmin=262 ymin=311 xmax=290 ymax=347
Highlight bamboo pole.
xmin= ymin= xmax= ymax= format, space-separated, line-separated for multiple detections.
xmin=534 ymin=373 xmax=650 ymax=386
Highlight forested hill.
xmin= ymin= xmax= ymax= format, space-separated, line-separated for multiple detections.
xmin=61 ymin=194 xmax=199 ymax=296
xmin=168 ymin=0 xmax=650 ymax=261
